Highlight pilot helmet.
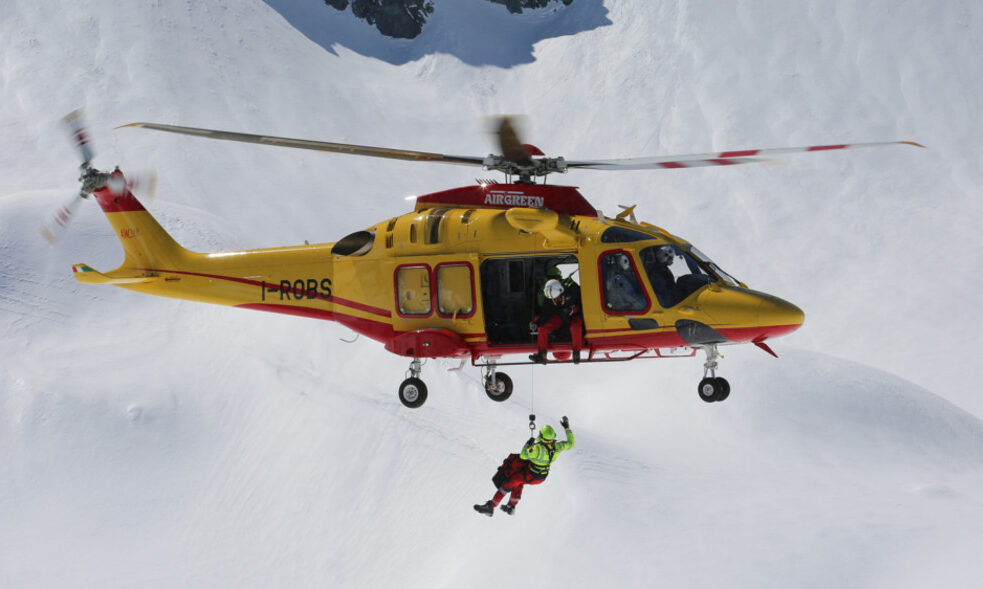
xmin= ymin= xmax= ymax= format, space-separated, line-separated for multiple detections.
xmin=543 ymin=279 xmax=564 ymax=300
xmin=656 ymin=245 xmax=675 ymax=265
xmin=618 ymin=254 xmax=631 ymax=271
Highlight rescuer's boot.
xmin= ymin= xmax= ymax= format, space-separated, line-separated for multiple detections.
xmin=529 ymin=351 xmax=547 ymax=364
xmin=500 ymin=503 xmax=515 ymax=515
xmin=474 ymin=501 xmax=495 ymax=517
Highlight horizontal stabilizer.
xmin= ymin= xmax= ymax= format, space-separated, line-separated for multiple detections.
xmin=72 ymin=263 xmax=161 ymax=285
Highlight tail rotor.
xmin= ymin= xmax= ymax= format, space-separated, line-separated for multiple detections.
xmin=41 ymin=109 xmax=157 ymax=244
xmin=41 ymin=109 xmax=101 ymax=244
xmin=63 ymin=108 xmax=95 ymax=166
xmin=40 ymin=190 xmax=87 ymax=244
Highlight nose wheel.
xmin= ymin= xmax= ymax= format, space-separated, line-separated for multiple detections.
xmin=398 ymin=358 xmax=428 ymax=408
xmin=698 ymin=376 xmax=730 ymax=402
xmin=698 ymin=345 xmax=730 ymax=403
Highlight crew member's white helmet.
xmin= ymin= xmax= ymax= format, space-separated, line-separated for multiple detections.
xmin=656 ymin=245 xmax=675 ymax=265
xmin=543 ymin=279 xmax=564 ymax=300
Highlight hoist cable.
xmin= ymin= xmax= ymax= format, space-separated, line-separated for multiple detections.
xmin=529 ymin=364 xmax=536 ymax=436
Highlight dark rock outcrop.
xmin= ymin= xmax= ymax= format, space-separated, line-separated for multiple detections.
xmin=323 ymin=0 xmax=434 ymax=39
xmin=488 ymin=0 xmax=574 ymax=14
xmin=323 ymin=0 xmax=575 ymax=39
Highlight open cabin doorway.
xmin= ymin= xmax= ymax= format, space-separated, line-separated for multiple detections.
xmin=480 ymin=254 xmax=580 ymax=347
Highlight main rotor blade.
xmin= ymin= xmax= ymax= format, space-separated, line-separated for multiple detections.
xmin=568 ymin=157 xmax=769 ymax=170
xmin=565 ymin=140 xmax=925 ymax=171
xmin=118 ymin=122 xmax=487 ymax=167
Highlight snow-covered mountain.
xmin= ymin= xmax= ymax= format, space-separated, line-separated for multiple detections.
xmin=2 ymin=1 xmax=982 ymax=587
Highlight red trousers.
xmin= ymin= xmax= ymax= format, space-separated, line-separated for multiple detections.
xmin=537 ymin=314 xmax=584 ymax=351
xmin=492 ymin=471 xmax=546 ymax=506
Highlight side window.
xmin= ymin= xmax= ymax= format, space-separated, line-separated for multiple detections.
xmin=436 ymin=264 xmax=474 ymax=317
xmin=396 ymin=265 xmax=431 ymax=315
xmin=599 ymin=252 xmax=649 ymax=313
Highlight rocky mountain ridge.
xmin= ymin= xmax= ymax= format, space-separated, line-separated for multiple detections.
xmin=323 ymin=0 xmax=574 ymax=38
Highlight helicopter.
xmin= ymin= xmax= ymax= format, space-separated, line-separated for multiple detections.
xmin=45 ymin=110 xmax=922 ymax=408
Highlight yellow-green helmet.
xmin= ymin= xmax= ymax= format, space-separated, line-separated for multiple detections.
xmin=538 ymin=424 xmax=556 ymax=442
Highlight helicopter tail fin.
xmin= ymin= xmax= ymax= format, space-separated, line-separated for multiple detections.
xmin=87 ymin=172 xmax=193 ymax=272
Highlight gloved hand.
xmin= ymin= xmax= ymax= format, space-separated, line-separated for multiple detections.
xmin=560 ymin=416 xmax=570 ymax=429
xmin=527 ymin=437 xmax=536 ymax=447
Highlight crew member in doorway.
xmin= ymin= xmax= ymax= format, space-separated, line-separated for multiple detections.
xmin=474 ymin=417 xmax=575 ymax=517
xmin=530 ymin=267 xmax=583 ymax=364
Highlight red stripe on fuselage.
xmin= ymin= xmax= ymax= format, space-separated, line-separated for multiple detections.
xmin=237 ymin=303 xmax=397 ymax=343
xmin=715 ymin=323 xmax=801 ymax=342
xmin=139 ymin=268 xmax=392 ymax=318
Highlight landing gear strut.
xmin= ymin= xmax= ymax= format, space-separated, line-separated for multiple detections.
xmin=398 ymin=358 xmax=428 ymax=408
xmin=698 ymin=344 xmax=730 ymax=403
xmin=482 ymin=360 xmax=513 ymax=402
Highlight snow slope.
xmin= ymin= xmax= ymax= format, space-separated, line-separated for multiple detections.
xmin=2 ymin=1 xmax=983 ymax=587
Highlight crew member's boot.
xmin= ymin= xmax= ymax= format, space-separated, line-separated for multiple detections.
xmin=473 ymin=501 xmax=495 ymax=517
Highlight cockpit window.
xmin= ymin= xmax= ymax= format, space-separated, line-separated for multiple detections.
xmin=601 ymin=226 xmax=657 ymax=243
xmin=640 ymin=245 xmax=714 ymax=307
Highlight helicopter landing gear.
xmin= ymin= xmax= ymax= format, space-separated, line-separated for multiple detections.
xmin=398 ymin=358 xmax=428 ymax=408
xmin=698 ymin=344 xmax=730 ymax=403
xmin=482 ymin=360 xmax=513 ymax=402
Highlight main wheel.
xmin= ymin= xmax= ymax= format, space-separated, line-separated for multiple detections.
xmin=398 ymin=377 xmax=428 ymax=408
xmin=715 ymin=377 xmax=731 ymax=402
xmin=698 ymin=377 xmax=722 ymax=403
xmin=484 ymin=372 xmax=513 ymax=402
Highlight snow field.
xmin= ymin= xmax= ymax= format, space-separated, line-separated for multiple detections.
xmin=3 ymin=0 xmax=983 ymax=587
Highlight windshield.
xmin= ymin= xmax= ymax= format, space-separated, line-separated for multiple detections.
xmin=684 ymin=245 xmax=741 ymax=286
xmin=639 ymin=244 xmax=714 ymax=308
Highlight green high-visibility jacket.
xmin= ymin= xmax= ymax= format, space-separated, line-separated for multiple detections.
xmin=520 ymin=427 xmax=574 ymax=477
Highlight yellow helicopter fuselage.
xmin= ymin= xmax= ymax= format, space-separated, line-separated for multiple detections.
xmin=75 ymin=175 xmax=803 ymax=363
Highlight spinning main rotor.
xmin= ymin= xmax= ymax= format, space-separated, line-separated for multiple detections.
xmin=118 ymin=116 xmax=923 ymax=184
xmin=44 ymin=112 xmax=922 ymax=243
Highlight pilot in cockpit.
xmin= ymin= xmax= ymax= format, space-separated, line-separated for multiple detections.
xmin=644 ymin=245 xmax=677 ymax=308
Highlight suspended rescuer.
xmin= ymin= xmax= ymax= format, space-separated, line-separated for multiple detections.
xmin=474 ymin=416 xmax=574 ymax=517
